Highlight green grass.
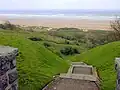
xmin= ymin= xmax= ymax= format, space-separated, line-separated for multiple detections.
xmin=71 ymin=41 xmax=120 ymax=90
xmin=0 ymin=29 xmax=117 ymax=90
xmin=48 ymin=29 xmax=111 ymax=49
xmin=40 ymin=41 xmax=86 ymax=58
xmin=0 ymin=30 xmax=69 ymax=90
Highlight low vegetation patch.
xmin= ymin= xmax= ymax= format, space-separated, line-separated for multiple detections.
xmin=48 ymin=29 xmax=112 ymax=50
xmin=28 ymin=37 xmax=42 ymax=41
xmin=0 ymin=21 xmax=18 ymax=30
xmin=60 ymin=46 xmax=80 ymax=55
xmin=43 ymin=42 xmax=51 ymax=47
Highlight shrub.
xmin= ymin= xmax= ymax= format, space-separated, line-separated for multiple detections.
xmin=43 ymin=42 xmax=51 ymax=47
xmin=0 ymin=21 xmax=16 ymax=30
xmin=65 ymin=40 xmax=70 ymax=44
xmin=109 ymin=17 xmax=120 ymax=41
xmin=60 ymin=46 xmax=80 ymax=55
xmin=73 ymin=48 xmax=80 ymax=54
xmin=28 ymin=37 xmax=42 ymax=41
xmin=0 ymin=24 xmax=5 ymax=29
xmin=55 ymin=51 xmax=63 ymax=58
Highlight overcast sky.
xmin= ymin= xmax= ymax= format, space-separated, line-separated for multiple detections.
xmin=0 ymin=0 xmax=120 ymax=10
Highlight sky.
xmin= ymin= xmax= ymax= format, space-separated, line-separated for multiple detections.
xmin=0 ymin=0 xmax=120 ymax=10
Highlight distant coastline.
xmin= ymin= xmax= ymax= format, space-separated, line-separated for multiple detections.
xmin=0 ymin=10 xmax=117 ymax=30
xmin=0 ymin=13 xmax=117 ymax=20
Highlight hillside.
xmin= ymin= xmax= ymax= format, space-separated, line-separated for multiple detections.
xmin=0 ymin=30 xmax=69 ymax=90
xmin=71 ymin=41 xmax=120 ymax=90
xmin=0 ymin=28 xmax=116 ymax=90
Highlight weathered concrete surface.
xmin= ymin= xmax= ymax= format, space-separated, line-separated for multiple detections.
xmin=43 ymin=78 xmax=99 ymax=90
xmin=60 ymin=63 xmax=97 ymax=81
xmin=0 ymin=46 xmax=18 ymax=90
xmin=72 ymin=67 xmax=92 ymax=75
xmin=43 ymin=62 xmax=100 ymax=90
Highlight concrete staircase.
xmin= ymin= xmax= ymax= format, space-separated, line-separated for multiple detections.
xmin=42 ymin=62 xmax=100 ymax=90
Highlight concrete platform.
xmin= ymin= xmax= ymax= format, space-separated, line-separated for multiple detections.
xmin=60 ymin=62 xmax=98 ymax=81
xmin=43 ymin=78 xmax=99 ymax=90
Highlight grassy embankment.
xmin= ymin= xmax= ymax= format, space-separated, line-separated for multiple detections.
xmin=72 ymin=41 xmax=120 ymax=90
xmin=0 ymin=30 xmax=69 ymax=90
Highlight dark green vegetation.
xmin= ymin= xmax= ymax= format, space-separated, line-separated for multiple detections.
xmin=47 ymin=28 xmax=113 ymax=58
xmin=0 ymin=21 xmax=21 ymax=30
xmin=0 ymin=25 xmax=117 ymax=90
xmin=60 ymin=46 xmax=80 ymax=55
xmin=48 ymin=28 xmax=111 ymax=48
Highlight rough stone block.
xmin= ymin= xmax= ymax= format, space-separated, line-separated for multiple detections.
xmin=0 ymin=56 xmax=10 ymax=76
xmin=1 ymin=62 xmax=10 ymax=75
xmin=0 ymin=75 xmax=8 ymax=90
xmin=11 ymin=82 xmax=18 ymax=90
xmin=7 ymin=82 xmax=18 ymax=90
xmin=0 ymin=46 xmax=18 ymax=76
xmin=10 ymin=59 xmax=16 ymax=69
xmin=0 ymin=46 xmax=18 ymax=90
xmin=8 ymin=70 xmax=18 ymax=84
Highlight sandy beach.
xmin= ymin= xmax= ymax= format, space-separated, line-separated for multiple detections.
xmin=0 ymin=16 xmax=112 ymax=30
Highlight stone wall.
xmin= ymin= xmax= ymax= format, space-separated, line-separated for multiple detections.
xmin=115 ymin=58 xmax=120 ymax=90
xmin=0 ymin=46 xmax=18 ymax=90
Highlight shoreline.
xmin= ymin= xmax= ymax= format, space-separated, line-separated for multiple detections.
xmin=0 ymin=16 xmax=112 ymax=30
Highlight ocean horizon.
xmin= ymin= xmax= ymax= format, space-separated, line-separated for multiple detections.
xmin=0 ymin=9 xmax=120 ymax=20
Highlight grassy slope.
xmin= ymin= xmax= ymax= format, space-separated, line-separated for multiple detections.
xmin=71 ymin=41 xmax=120 ymax=90
xmin=0 ymin=29 xmax=115 ymax=90
xmin=0 ymin=30 xmax=69 ymax=90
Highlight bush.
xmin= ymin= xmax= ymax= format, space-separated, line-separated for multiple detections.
xmin=28 ymin=37 xmax=42 ymax=41
xmin=73 ymin=48 xmax=80 ymax=54
xmin=55 ymin=51 xmax=63 ymax=58
xmin=109 ymin=17 xmax=120 ymax=41
xmin=60 ymin=46 xmax=80 ymax=55
xmin=1 ymin=21 xmax=16 ymax=30
xmin=65 ymin=40 xmax=70 ymax=44
xmin=43 ymin=42 xmax=51 ymax=47
xmin=0 ymin=24 xmax=5 ymax=29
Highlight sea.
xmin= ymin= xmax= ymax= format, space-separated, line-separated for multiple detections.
xmin=0 ymin=9 xmax=120 ymax=20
